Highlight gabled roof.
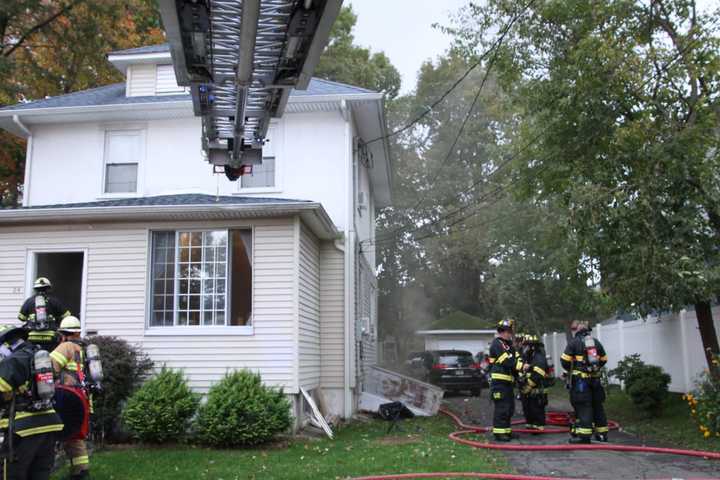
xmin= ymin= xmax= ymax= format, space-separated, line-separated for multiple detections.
xmin=0 ymin=78 xmax=374 ymax=113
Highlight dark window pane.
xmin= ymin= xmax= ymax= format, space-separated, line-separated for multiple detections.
xmin=179 ymin=248 xmax=189 ymax=263
xmin=179 ymin=295 xmax=188 ymax=310
xmin=229 ymin=229 xmax=253 ymax=326
xmin=216 ymin=279 xmax=226 ymax=294
xmin=191 ymin=232 xmax=202 ymax=246
xmin=203 ymin=311 xmax=213 ymax=326
xmin=191 ymin=247 xmax=202 ymax=263
xmin=177 ymin=312 xmax=188 ymax=326
xmin=190 ymin=280 xmax=201 ymax=294
xmin=189 ymin=295 xmax=200 ymax=310
xmin=215 ymin=311 xmax=225 ymax=326
xmin=189 ymin=311 xmax=200 ymax=326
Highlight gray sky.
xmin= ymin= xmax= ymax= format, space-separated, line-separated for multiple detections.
xmin=349 ymin=0 xmax=467 ymax=94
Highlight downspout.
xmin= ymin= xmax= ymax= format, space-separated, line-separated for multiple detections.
xmin=341 ymin=99 xmax=355 ymax=419
xmin=12 ymin=115 xmax=32 ymax=206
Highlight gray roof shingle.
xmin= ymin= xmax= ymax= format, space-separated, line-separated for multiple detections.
xmin=0 ymin=78 xmax=375 ymax=112
xmin=4 ymin=194 xmax=311 ymax=211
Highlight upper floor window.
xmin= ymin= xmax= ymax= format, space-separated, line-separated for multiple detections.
xmin=239 ymin=127 xmax=277 ymax=190
xmin=103 ymin=129 xmax=143 ymax=194
xmin=241 ymin=156 xmax=275 ymax=188
xmin=155 ymin=64 xmax=185 ymax=95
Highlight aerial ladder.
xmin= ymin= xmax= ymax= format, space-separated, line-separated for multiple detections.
xmin=158 ymin=0 xmax=343 ymax=180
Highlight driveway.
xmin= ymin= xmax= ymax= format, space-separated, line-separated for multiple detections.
xmin=443 ymin=392 xmax=720 ymax=479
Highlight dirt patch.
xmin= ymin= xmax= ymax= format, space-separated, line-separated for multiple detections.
xmin=376 ymin=434 xmax=421 ymax=446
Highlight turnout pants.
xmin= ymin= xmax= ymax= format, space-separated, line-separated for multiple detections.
xmin=64 ymin=439 xmax=89 ymax=476
xmin=570 ymin=377 xmax=608 ymax=439
xmin=5 ymin=432 xmax=56 ymax=480
xmin=522 ymin=392 xmax=546 ymax=429
xmin=491 ymin=381 xmax=515 ymax=436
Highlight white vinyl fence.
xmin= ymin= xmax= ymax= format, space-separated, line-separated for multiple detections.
xmin=543 ymin=308 xmax=720 ymax=393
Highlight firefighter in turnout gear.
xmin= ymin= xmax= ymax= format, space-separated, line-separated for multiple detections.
xmin=18 ymin=277 xmax=71 ymax=351
xmin=488 ymin=318 xmax=517 ymax=441
xmin=0 ymin=324 xmax=64 ymax=480
xmin=561 ymin=320 xmax=609 ymax=444
xmin=517 ymin=335 xmax=548 ymax=431
xmin=50 ymin=317 xmax=92 ymax=479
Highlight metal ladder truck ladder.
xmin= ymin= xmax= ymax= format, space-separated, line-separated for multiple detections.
xmin=158 ymin=0 xmax=343 ymax=180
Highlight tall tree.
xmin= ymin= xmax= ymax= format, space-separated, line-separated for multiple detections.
xmin=447 ymin=0 xmax=720 ymax=373
xmin=315 ymin=5 xmax=401 ymax=99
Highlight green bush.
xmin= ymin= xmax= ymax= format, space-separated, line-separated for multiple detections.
xmin=122 ymin=367 xmax=200 ymax=443
xmin=89 ymin=336 xmax=154 ymax=442
xmin=687 ymin=354 xmax=720 ymax=439
xmin=195 ymin=370 xmax=292 ymax=447
xmin=610 ymin=354 xmax=671 ymax=417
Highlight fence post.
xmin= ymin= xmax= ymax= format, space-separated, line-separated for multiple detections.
xmin=552 ymin=332 xmax=560 ymax=378
xmin=679 ymin=309 xmax=691 ymax=393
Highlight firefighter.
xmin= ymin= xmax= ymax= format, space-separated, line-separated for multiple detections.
xmin=50 ymin=317 xmax=91 ymax=479
xmin=517 ymin=335 xmax=548 ymax=432
xmin=488 ymin=318 xmax=517 ymax=441
xmin=0 ymin=324 xmax=64 ymax=480
xmin=561 ymin=320 xmax=609 ymax=443
xmin=18 ymin=277 xmax=72 ymax=351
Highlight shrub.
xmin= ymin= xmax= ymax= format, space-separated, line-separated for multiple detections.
xmin=88 ymin=336 xmax=154 ymax=442
xmin=122 ymin=367 xmax=200 ymax=443
xmin=687 ymin=354 xmax=720 ymax=439
xmin=610 ymin=354 xmax=671 ymax=417
xmin=195 ymin=370 xmax=292 ymax=447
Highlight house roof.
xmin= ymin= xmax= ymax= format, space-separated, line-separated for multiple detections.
xmin=0 ymin=78 xmax=374 ymax=113
xmin=0 ymin=194 xmax=338 ymax=240
xmin=109 ymin=44 xmax=175 ymax=55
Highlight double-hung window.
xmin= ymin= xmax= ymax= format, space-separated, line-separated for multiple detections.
xmin=149 ymin=229 xmax=253 ymax=327
xmin=103 ymin=130 xmax=142 ymax=194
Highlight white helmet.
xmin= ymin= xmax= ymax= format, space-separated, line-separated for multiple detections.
xmin=34 ymin=277 xmax=52 ymax=290
xmin=58 ymin=316 xmax=81 ymax=334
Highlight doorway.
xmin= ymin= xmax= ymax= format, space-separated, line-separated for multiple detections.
xmin=28 ymin=251 xmax=86 ymax=324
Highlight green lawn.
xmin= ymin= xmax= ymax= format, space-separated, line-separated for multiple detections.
xmin=547 ymin=383 xmax=720 ymax=452
xmin=53 ymin=416 xmax=510 ymax=480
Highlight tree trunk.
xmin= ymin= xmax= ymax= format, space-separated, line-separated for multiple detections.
xmin=693 ymin=301 xmax=720 ymax=377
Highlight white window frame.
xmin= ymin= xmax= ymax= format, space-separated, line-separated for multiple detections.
xmin=144 ymin=227 xmax=255 ymax=336
xmin=236 ymin=121 xmax=283 ymax=195
xmin=99 ymin=125 xmax=146 ymax=198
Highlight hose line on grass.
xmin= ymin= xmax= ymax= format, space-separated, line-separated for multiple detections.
xmin=348 ymin=408 xmax=720 ymax=480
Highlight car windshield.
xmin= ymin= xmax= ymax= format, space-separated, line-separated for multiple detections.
xmin=438 ymin=353 xmax=473 ymax=366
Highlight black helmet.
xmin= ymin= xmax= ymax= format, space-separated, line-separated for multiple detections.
xmin=497 ymin=318 xmax=515 ymax=332
xmin=0 ymin=324 xmax=28 ymax=345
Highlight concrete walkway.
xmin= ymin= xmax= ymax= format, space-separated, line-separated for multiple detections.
xmin=443 ymin=393 xmax=720 ymax=479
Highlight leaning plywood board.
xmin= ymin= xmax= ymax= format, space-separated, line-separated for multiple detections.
xmin=300 ymin=387 xmax=333 ymax=439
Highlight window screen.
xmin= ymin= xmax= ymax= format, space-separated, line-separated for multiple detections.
xmin=240 ymin=157 xmax=275 ymax=188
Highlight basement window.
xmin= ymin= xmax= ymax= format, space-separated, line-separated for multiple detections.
xmin=148 ymin=229 xmax=253 ymax=328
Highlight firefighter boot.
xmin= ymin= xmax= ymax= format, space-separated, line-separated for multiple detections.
xmin=594 ymin=433 xmax=608 ymax=442
xmin=493 ymin=434 xmax=512 ymax=442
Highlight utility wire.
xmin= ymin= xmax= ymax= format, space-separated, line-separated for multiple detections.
xmin=365 ymin=0 xmax=538 ymax=147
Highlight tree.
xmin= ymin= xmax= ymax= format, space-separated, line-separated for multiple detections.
xmin=376 ymin=52 xmax=609 ymax=340
xmin=0 ymin=0 xmax=164 ymax=205
xmin=447 ymin=0 xmax=720 ymax=373
xmin=316 ymin=6 xmax=401 ymax=99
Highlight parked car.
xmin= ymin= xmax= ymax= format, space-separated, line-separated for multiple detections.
xmin=426 ymin=350 xmax=486 ymax=396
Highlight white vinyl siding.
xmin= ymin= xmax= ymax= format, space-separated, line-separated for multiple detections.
xmin=155 ymin=65 xmax=185 ymax=95
xmin=126 ymin=64 xmax=156 ymax=97
xmin=298 ymin=222 xmax=320 ymax=390
xmin=319 ymin=242 xmax=344 ymax=388
xmin=0 ymin=218 xmax=298 ymax=393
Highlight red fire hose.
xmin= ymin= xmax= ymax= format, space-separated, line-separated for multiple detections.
xmin=348 ymin=408 xmax=720 ymax=480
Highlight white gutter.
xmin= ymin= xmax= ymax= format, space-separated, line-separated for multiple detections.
xmin=341 ymin=99 xmax=354 ymax=418
xmin=12 ymin=116 xmax=32 ymax=206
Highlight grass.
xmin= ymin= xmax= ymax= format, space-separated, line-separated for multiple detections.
xmin=546 ymin=383 xmax=720 ymax=452
xmin=53 ymin=415 xmax=510 ymax=480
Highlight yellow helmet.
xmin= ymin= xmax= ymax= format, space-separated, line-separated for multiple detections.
xmin=497 ymin=318 xmax=515 ymax=332
xmin=58 ymin=316 xmax=81 ymax=334
xmin=33 ymin=277 xmax=52 ymax=290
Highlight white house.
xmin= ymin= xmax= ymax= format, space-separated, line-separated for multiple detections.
xmin=0 ymin=43 xmax=391 ymax=422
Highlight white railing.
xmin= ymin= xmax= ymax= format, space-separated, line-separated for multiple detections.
xmin=542 ymin=308 xmax=720 ymax=393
